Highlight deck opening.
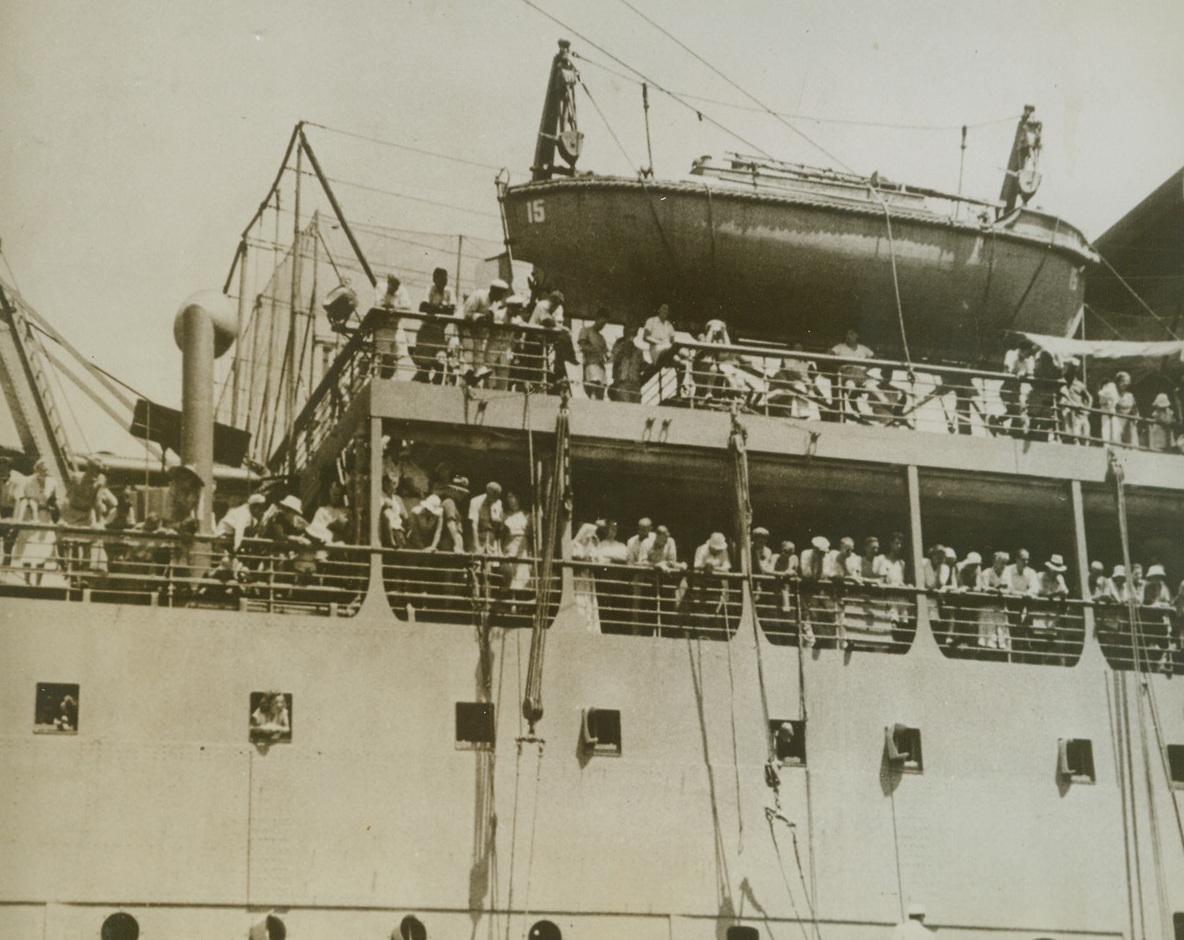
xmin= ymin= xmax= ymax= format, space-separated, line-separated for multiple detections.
xmin=1057 ymin=738 xmax=1095 ymax=783
xmin=885 ymin=724 xmax=923 ymax=772
xmin=580 ymin=707 xmax=622 ymax=756
xmin=456 ymin=702 xmax=495 ymax=748
xmin=100 ymin=912 xmax=139 ymax=940
xmin=771 ymin=719 xmax=806 ymax=766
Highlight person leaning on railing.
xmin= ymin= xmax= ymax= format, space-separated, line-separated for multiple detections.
xmin=11 ymin=459 xmax=62 ymax=586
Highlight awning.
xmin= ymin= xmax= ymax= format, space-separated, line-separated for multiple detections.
xmin=1018 ymin=332 xmax=1184 ymax=361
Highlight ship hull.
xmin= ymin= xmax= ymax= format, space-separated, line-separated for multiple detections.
xmin=503 ymin=177 xmax=1094 ymax=359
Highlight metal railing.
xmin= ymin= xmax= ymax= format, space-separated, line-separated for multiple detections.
xmin=568 ymin=562 xmax=743 ymax=639
xmin=927 ymin=591 xmax=1086 ymax=667
xmin=0 ymin=522 xmax=367 ymax=616
xmin=1095 ymin=604 xmax=1183 ymax=675
xmin=383 ymin=548 xmax=561 ymax=627
xmin=641 ymin=339 xmax=1182 ymax=455
xmin=752 ymin=576 xmax=917 ymax=652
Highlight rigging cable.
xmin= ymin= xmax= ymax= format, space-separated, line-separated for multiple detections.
xmin=1093 ymin=248 xmax=1182 ymax=341
xmin=303 ymin=121 xmax=507 ymax=173
xmin=516 ymin=0 xmax=775 ymax=160
xmin=869 ymin=189 xmax=915 ymax=377
xmin=612 ymin=0 xmax=855 ymax=173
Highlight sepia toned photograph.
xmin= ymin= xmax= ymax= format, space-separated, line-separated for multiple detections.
xmin=2 ymin=1 xmax=1184 ymax=938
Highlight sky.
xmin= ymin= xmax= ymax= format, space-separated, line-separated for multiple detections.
xmin=1 ymin=0 xmax=1182 ymax=447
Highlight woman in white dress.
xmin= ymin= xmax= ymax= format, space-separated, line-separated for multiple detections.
xmin=570 ymin=522 xmax=601 ymax=631
xmin=500 ymin=492 xmax=532 ymax=609
xmin=13 ymin=459 xmax=63 ymax=585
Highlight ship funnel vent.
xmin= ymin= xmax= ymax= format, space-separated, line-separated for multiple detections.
xmin=1057 ymin=738 xmax=1095 ymax=784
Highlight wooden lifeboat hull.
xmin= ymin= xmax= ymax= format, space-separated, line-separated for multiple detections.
xmin=503 ymin=176 xmax=1096 ymax=360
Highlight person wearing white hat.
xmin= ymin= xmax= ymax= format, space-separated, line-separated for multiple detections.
xmin=977 ymin=551 xmax=1013 ymax=650
xmin=216 ymin=492 xmax=268 ymax=551
xmin=750 ymin=526 xmax=775 ymax=575
xmin=405 ymin=494 xmax=444 ymax=551
xmin=459 ymin=279 xmax=511 ymax=381
xmin=1032 ymin=554 xmax=1069 ymax=662
xmin=1101 ymin=565 xmax=1132 ymax=605
xmin=530 ymin=290 xmax=565 ymax=327
xmin=681 ymin=532 xmax=733 ymax=636
xmin=1148 ymin=392 xmax=1176 ymax=452
xmin=799 ymin=535 xmax=830 ymax=581
xmin=1097 ymin=371 xmax=1138 ymax=446
xmin=1139 ymin=563 xmax=1175 ymax=672
xmin=1059 ymin=358 xmax=1092 ymax=444
xmin=578 ymin=309 xmax=611 ymax=400
xmin=1142 ymin=564 xmax=1172 ymax=606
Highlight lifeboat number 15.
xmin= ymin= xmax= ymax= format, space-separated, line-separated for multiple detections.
xmin=526 ymin=199 xmax=546 ymax=224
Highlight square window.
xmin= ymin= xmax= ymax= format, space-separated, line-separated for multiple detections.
xmin=580 ymin=708 xmax=622 ymax=756
xmin=1058 ymin=738 xmax=1095 ymax=783
xmin=770 ymin=719 xmax=806 ymax=766
xmin=34 ymin=683 xmax=79 ymax=734
xmin=885 ymin=723 xmax=923 ymax=772
xmin=456 ymin=702 xmax=495 ymax=748
xmin=249 ymin=692 xmax=292 ymax=744
xmin=1165 ymin=745 xmax=1184 ymax=788
xmin=726 ymin=928 xmax=759 ymax=940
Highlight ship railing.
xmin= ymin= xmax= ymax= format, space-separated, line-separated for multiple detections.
xmin=566 ymin=561 xmax=744 ymax=640
xmin=0 ymin=522 xmax=368 ymax=616
xmin=644 ymin=338 xmax=1182 ymax=456
xmin=751 ymin=575 xmax=917 ymax=652
xmin=927 ymin=590 xmax=1087 ymax=667
xmin=382 ymin=547 xmax=561 ymax=626
xmin=1095 ymin=602 xmax=1183 ymax=675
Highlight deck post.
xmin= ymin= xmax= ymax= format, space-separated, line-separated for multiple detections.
xmin=1069 ymin=478 xmax=1102 ymax=666
xmin=906 ymin=464 xmax=935 ymax=646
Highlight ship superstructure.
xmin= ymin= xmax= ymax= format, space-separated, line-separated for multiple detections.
xmin=2 ymin=40 xmax=1184 ymax=940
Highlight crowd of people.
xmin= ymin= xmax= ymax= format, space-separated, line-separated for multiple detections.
xmin=357 ymin=266 xmax=1184 ymax=455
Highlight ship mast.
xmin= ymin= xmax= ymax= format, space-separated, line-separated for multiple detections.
xmin=531 ymin=40 xmax=583 ymax=181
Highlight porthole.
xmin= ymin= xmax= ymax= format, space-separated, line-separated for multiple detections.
xmin=397 ymin=914 xmax=427 ymax=940
xmin=528 ymin=920 xmax=562 ymax=940
xmin=100 ymin=912 xmax=139 ymax=940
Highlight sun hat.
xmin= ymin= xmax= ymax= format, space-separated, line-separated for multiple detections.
xmin=448 ymin=475 xmax=470 ymax=493
xmin=1146 ymin=564 xmax=1167 ymax=579
xmin=1089 ymin=560 xmax=1104 ymax=573
xmin=247 ymin=493 xmax=267 ymax=506
xmin=490 ymin=278 xmax=510 ymax=291
xmin=416 ymin=494 xmax=443 ymax=515
xmin=1152 ymin=393 xmax=1171 ymax=409
xmin=811 ymin=535 xmax=830 ymax=552
xmin=278 ymin=495 xmax=303 ymax=514
xmin=959 ymin=551 xmax=983 ymax=568
xmin=752 ymin=526 xmax=770 ymax=538
xmin=1045 ymin=554 xmax=1067 ymax=573
xmin=1111 ymin=564 xmax=1126 ymax=579
xmin=707 ymin=532 xmax=728 ymax=551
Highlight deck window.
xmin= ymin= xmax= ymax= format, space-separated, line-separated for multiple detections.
xmin=770 ymin=719 xmax=806 ymax=766
xmin=456 ymin=702 xmax=495 ymax=748
xmin=1058 ymin=738 xmax=1096 ymax=783
xmin=1165 ymin=745 xmax=1184 ymax=787
xmin=885 ymin=724 xmax=923 ymax=772
xmin=34 ymin=682 xmax=79 ymax=734
xmin=581 ymin=708 xmax=622 ymax=756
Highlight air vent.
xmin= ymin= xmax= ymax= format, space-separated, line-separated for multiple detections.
xmin=885 ymin=724 xmax=923 ymax=772
xmin=1058 ymin=738 xmax=1096 ymax=783
xmin=581 ymin=707 xmax=622 ymax=756
xmin=456 ymin=702 xmax=495 ymax=748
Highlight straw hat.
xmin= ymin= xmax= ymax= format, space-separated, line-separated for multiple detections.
xmin=751 ymin=526 xmax=770 ymax=538
xmin=1145 ymin=564 xmax=1167 ymax=580
xmin=1045 ymin=554 xmax=1067 ymax=573
xmin=1152 ymin=393 xmax=1172 ymax=409
xmin=707 ymin=532 xmax=728 ymax=552
xmin=247 ymin=493 xmax=267 ymax=506
xmin=1111 ymin=564 xmax=1126 ymax=579
xmin=959 ymin=551 xmax=983 ymax=569
xmin=278 ymin=495 xmax=303 ymax=515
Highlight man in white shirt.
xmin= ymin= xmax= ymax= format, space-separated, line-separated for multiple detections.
xmin=378 ymin=273 xmax=411 ymax=311
xmin=830 ymin=327 xmax=875 ymax=419
xmin=530 ymin=290 xmax=565 ymax=326
xmin=216 ymin=493 xmax=267 ymax=551
xmin=460 ymin=279 xmax=510 ymax=380
xmin=643 ymin=303 xmax=677 ymax=374
xmin=625 ymin=517 xmax=653 ymax=566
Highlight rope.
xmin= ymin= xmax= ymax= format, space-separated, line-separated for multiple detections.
xmin=303 ymin=121 xmax=506 ymax=172
xmin=764 ymin=813 xmax=815 ymax=940
xmin=1094 ymin=249 xmax=1182 ymax=341
xmin=579 ymin=79 xmax=641 ymax=175
xmin=518 ymin=739 xmax=546 ymax=940
xmin=612 ymin=0 xmax=855 ymax=173
xmin=869 ymin=187 xmax=914 ymax=376
xmin=516 ymin=0 xmax=775 ymax=161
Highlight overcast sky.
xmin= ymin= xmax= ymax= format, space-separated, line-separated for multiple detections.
xmin=2 ymin=0 xmax=1182 ymax=428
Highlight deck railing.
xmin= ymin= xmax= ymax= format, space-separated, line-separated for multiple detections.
xmin=0 ymin=523 xmax=367 ymax=616
xmin=383 ymin=548 xmax=560 ymax=627
xmin=288 ymin=312 xmax=1181 ymax=475
xmin=647 ymin=339 xmax=1181 ymax=454
xmin=568 ymin=561 xmax=743 ymax=640
xmin=4 ymin=520 xmax=1181 ymax=671
xmin=751 ymin=576 xmax=917 ymax=652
